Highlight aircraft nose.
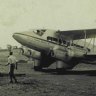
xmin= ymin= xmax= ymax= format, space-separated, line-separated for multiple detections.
xmin=13 ymin=33 xmax=18 ymax=39
xmin=13 ymin=33 xmax=28 ymax=44
xmin=13 ymin=33 xmax=22 ymax=41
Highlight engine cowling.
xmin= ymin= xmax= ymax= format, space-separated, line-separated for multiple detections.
xmin=20 ymin=48 xmax=41 ymax=60
xmin=49 ymin=48 xmax=74 ymax=61
xmin=49 ymin=47 xmax=85 ymax=62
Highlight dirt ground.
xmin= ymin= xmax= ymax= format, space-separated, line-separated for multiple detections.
xmin=0 ymin=62 xmax=96 ymax=96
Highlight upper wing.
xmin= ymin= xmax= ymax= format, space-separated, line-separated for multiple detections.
xmin=56 ymin=28 xmax=96 ymax=40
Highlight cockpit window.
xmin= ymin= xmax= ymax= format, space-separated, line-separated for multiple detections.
xmin=33 ymin=29 xmax=46 ymax=36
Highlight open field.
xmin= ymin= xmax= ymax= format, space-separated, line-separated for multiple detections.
xmin=0 ymin=61 xmax=96 ymax=96
xmin=0 ymin=49 xmax=96 ymax=96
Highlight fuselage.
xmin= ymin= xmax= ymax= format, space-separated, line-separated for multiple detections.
xmin=13 ymin=29 xmax=87 ymax=61
xmin=13 ymin=29 xmax=55 ymax=51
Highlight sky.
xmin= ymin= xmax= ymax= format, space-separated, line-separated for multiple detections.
xmin=0 ymin=0 xmax=96 ymax=48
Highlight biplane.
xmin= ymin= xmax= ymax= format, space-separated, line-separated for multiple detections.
xmin=13 ymin=28 xmax=96 ymax=71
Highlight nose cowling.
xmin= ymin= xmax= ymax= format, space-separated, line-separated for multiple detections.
xmin=13 ymin=33 xmax=28 ymax=45
xmin=13 ymin=33 xmax=21 ymax=40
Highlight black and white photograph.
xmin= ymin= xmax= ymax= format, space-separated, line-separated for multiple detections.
xmin=0 ymin=0 xmax=96 ymax=96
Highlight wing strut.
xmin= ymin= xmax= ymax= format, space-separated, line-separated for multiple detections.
xmin=92 ymin=36 xmax=95 ymax=52
xmin=84 ymin=30 xmax=87 ymax=49
xmin=84 ymin=30 xmax=96 ymax=52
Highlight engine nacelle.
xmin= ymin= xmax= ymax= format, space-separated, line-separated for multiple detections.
xmin=20 ymin=48 xmax=41 ymax=60
xmin=50 ymin=49 xmax=74 ymax=61
xmin=50 ymin=48 xmax=85 ymax=61
xmin=56 ymin=61 xmax=70 ymax=69
xmin=56 ymin=58 xmax=80 ymax=72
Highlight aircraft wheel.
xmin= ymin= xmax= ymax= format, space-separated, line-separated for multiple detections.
xmin=56 ymin=61 xmax=67 ymax=74
xmin=33 ymin=59 xmax=42 ymax=71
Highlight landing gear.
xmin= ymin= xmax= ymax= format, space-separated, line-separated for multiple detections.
xmin=56 ymin=61 xmax=67 ymax=73
xmin=56 ymin=59 xmax=79 ymax=74
xmin=33 ymin=59 xmax=42 ymax=71
xmin=34 ymin=66 xmax=42 ymax=71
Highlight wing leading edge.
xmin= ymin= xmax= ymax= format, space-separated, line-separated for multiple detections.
xmin=56 ymin=29 xmax=96 ymax=40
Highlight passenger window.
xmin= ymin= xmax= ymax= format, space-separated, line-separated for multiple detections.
xmin=63 ymin=40 xmax=66 ymax=44
xmin=47 ymin=36 xmax=52 ymax=41
xmin=52 ymin=38 xmax=58 ymax=42
xmin=58 ymin=39 xmax=62 ymax=45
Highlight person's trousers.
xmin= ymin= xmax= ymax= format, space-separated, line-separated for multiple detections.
xmin=9 ymin=64 xmax=17 ymax=82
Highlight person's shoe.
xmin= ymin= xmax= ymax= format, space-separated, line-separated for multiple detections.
xmin=10 ymin=81 xmax=13 ymax=83
xmin=15 ymin=80 xmax=18 ymax=83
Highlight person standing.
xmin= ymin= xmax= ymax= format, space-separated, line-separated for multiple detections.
xmin=6 ymin=52 xmax=18 ymax=83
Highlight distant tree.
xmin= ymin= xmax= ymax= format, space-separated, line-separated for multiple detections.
xmin=7 ymin=44 xmax=12 ymax=52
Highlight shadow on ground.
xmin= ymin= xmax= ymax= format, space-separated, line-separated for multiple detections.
xmin=39 ymin=68 xmax=96 ymax=76
xmin=0 ymin=68 xmax=96 ymax=77
xmin=0 ymin=73 xmax=26 ymax=77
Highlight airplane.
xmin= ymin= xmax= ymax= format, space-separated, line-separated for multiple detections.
xmin=13 ymin=28 xmax=96 ymax=72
